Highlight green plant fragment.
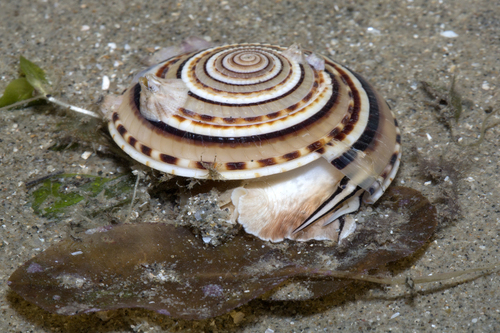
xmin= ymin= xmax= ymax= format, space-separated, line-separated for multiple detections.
xmin=31 ymin=180 xmax=84 ymax=217
xmin=0 ymin=78 xmax=36 ymax=108
xmin=0 ymin=56 xmax=52 ymax=110
xmin=449 ymin=75 xmax=463 ymax=121
xmin=30 ymin=174 xmax=132 ymax=218
xmin=465 ymin=109 xmax=500 ymax=147
xmin=19 ymin=56 xmax=51 ymax=95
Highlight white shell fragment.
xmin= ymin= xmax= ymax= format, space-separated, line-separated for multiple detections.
xmin=366 ymin=27 xmax=381 ymax=36
xmin=101 ymin=75 xmax=110 ymax=90
xmin=440 ymin=30 xmax=459 ymax=38
xmin=104 ymin=41 xmax=402 ymax=242
xmin=81 ymin=151 xmax=92 ymax=160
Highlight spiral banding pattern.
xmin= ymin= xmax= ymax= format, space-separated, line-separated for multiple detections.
xmin=108 ymin=44 xmax=401 ymax=191
xmin=216 ymin=49 xmax=278 ymax=80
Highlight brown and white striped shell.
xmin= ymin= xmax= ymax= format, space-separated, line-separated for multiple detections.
xmin=102 ymin=41 xmax=401 ymax=243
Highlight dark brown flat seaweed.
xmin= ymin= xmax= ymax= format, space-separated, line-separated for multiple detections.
xmin=8 ymin=187 xmax=437 ymax=320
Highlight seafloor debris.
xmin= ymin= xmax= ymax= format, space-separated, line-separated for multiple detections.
xmin=9 ymin=187 xmax=438 ymax=320
xmin=420 ymin=76 xmax=499 ymax=146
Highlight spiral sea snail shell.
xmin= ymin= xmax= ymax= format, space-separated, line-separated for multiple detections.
xmin=101 ymin=39 xmax=401 ymax=243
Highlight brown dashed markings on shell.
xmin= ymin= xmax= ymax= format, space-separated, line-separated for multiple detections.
xmin=104 ymin=42 xmax=401 ymax=242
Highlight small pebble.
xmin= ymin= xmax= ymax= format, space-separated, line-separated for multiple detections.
xmin=230 ymin=311 xmax=245 ymax=324
xmin=481 ymin=81 xmax=490 ymax=90
xmin=81 ymin=25 xmax=90 ymax=31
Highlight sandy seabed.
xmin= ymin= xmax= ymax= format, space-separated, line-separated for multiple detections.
xmin=1 ymin=0 xmax=499 ymax=332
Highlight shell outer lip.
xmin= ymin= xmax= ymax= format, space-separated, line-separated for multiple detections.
xmin=108 ymin=121 xmax=323 ymax=180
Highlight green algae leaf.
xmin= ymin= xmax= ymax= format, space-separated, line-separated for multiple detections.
xmin=31 ymin=179 xmax=83 ymax=217
xmin=0 ymin=56 xmax=51 ymax=110
xmin=0 ymin=78 xmax=36 ymax=108
xmin=9 ymin=187 xmax=437 ymax=320
xmin=19 ymin=56 xmax=51 ymax=96
xmin=30 ymin=174 xmax=132 ymax=218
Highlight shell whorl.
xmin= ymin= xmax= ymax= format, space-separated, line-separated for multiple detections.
xmin=108 ymin=43 xmax=400 ymax=190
